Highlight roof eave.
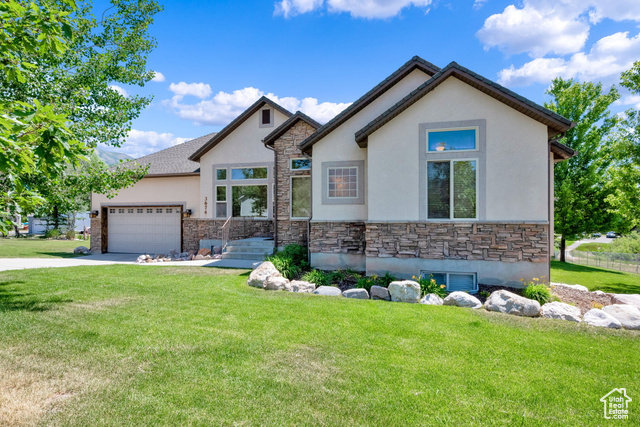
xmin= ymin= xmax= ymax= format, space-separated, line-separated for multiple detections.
xmin=263 ymin=111 xmax=321 ymax=147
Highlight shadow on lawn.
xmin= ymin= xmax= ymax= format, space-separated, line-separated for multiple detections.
xmin=35 ymin=252 xmax=82 ymax=258
xmin=0 ymin=281 xmax=73 ymax=312
xmin=551 ymin=261 xmax=640 ymax=294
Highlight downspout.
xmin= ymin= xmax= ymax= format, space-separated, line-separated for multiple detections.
xmin=547 ymin=140 xmax=552 ymax=283
xmin=263 ymin=139 xmax=278 ymax=251
xmin=303 ymin=150 xmax=313 ymax=263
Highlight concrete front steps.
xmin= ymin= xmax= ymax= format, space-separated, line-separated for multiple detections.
xmin=221 ymin=237 xmax=274 ymax=261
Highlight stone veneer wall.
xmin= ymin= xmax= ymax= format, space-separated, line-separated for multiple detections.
xmin=90 ymin=218 xmax=101 ymax=253
xmin=273 ymin=120 xmax=315 ymax=247
xmin=183 ymin=218 xmax=273 ymax=252
xmin=309 ymin=221 xmax=366 ymax=255
xmin=365 ymin=222 xmax=549 ymax=263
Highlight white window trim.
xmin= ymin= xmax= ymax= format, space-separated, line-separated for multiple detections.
xmin=427 ymin=126 xmax=479 ymax=153
xmin=421 ymin=271 xmax=478 ymax=293
xmin=290 ymin=175 xmax=311 ymax=220
xmin=426 ymin=157 xmax=479 ymax=221
xmin=290 ymin=158 xmax=311 ymax=171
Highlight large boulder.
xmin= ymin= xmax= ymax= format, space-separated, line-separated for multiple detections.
xmin=343 ymin=289 xmax=369 ymax=299
xmin=612 ymin=294 xmax=640 ymax=310
xmin=444 ymin=292 xmax=482 ymax=309
xmin=313 ymin=286 xmax=342 ymax=296
xmin=264 ymin=276 xmax=291 ymax=291
xmin=74 ymin=246 xmax=91 ymax=255
xmin=370 ymin=285 xmax=390 ymax=301
xmin=197 ymin=248 xmax=211 ymax=257
xmin=420 ymin=294 xmax=444 ymax=305
xmin=388 ymin=280 xmax=421 ymax=303
xmin=290 ymin=280 xmax=316 ymax=293
xmin=484 ymin=290 xmax=540 ymax=317
xmin=540 ymin=301 xmax=582 ymax=322
xmin=583 ymin=309 xmax=622 ymax=329
xmin=602 ymin=304 xmax=640 ymax=330
xmin=247 ymin=261 xmax=282 ymax=289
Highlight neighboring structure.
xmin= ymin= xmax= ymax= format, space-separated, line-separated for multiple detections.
xmin=91 ymin=56 xmax=575 ymax=289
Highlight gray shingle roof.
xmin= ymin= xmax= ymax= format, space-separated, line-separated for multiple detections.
xmin=119 ymin=132 xmax=216 ymax=176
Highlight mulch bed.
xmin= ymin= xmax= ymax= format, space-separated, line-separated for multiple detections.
xmin=549 ymin=285 xmax=614 ymax=314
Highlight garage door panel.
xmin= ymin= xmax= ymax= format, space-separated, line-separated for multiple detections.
xmin=108 ymin=207 xmax=181 ymax=254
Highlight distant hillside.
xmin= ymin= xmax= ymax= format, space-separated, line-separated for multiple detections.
xmin=95 ymin=147 xmax=133 ymax=165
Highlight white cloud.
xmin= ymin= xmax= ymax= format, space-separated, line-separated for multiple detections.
xmin=109 ymin=85 xmax=128 ymax=97
xmin=151 ymin=71 xmax=165 ymax=82
xmin=477 ymin=2 xmax=590 ymax=57
xmin=587 ymin=0 xmax=640 ymax=24
xmin=163 ymin=86 xmax=351 ymax=126
xmin=498 ymin=31 xmax=640 ymax=86
xmin=112 ymin=129 xmax=192 ymax=159
xmin=473 ymin=0 xmax=487 ymax=11
xmin=617 ymin=94 xmax=640 ymax=110
xmin=168 ymin=82 xmax=212 ymax=99
xmin=275 ymin=0 xmax=433 ymax=19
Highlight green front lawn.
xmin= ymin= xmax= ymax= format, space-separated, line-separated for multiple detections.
xmin=0 ymin=238 xmax=88 ymax=258
xmin=550 ymin=260 xmax=640 ymax=294
xmin=0 ymin=265 xmax=638 ymax=426
xmin=574 ymin=242 xmax=608 ymax=252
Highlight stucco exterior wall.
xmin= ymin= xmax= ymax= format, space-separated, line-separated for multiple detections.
xmin=198 ymin=108 xmax=289 ymax=219
xmin=91 ymin=175 xmax=200 ymax=214
xmin=311 ymin=69 xmax=432 ymax=221
xmin=366 ymin=77 xmax=550 ymax=222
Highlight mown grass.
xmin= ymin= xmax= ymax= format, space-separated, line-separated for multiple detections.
xmin=0 ymin=238 xmax=88 ymax=258
xmin=574 ymin=242 xmax=609 ymax=252
xmin=0 ymin=265 xmax=638 ymax=426
xmin=550 ymin=260 xmax=640 ymax=294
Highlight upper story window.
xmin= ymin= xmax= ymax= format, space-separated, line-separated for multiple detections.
xmin=259 ymin=108 xmax=273 ymax=128
xmin=232 ymin=167 xmax=268 ymax=180
xmin=291 ymin=158 xmax=311 ymax=171
xmin=428 ymin=128 xmax=477 ymax=152
xmin=216 ymin=168 xmax=227 ymax=180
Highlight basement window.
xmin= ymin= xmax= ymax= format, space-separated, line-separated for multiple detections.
xmin=420 ymin=271 xmax=478 ymax=293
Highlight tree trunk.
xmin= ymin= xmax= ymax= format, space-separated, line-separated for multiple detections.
xmin=560 ymin=236 xmax=566 ymax=263
xmin=53 ymin=205 xmax=60 ymax=230
xmin=13 ymin=222 xmax=21 ymax=238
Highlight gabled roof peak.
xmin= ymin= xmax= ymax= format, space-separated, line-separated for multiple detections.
xmin=263 ymin=111 xmax=321 ymax=147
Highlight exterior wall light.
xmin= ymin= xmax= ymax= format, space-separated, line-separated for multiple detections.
xmin=89 ymin=210 xmax=99 ymax=219
xmin=182 ymin=209 xmax=193 ymax=218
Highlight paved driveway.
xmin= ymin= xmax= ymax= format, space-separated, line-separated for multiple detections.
xmin=0 ymin=253 xmax=255 ymax=272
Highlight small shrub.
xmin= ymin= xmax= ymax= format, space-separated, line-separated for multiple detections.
xmin=479 ymin=290 xmax=491 ymax=299
xmin=523 ymin=283 xmax=552 ymax=305
xmin=591 ymin=302 xmax=604 ymax=310
xmin=65 ymin=229 xmax=76 ymax=240
xmin=44 ymin=228 xmax=61 ymax=239
xmin=356 ymin=275 xmax=377 ymax=292
xmin=329 ymin=270 xmax=346 ymax=284
xmin=414 ymin=274 xmax=447 ymax=298
xmin=377 ymin=272 xmax=397 ymax=287
xmin=344 ymin=268 xmax=362 ymax=282
xmin=301 ymin=269 xmax=330 ymax=287
xmin=280 ymin=244 xmax=308 ymax=264
xmin=266 ymin=255 xmax=300 ymax=280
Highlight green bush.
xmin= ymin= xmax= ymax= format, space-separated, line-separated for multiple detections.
xmin=301 ymin=269 xmax=330 ymax=287
xmin=266 ymin=255 xmax=300 ymax=280
xmin=523 ymin=284 xmax=552 ymax=305
xmin=65 ymin=229 xmax=76 ymax=240
xmin=44 ymin=228 xmax=61 ymax=239
xmin=356 ymin=275 xmax=378 ymax=292
xmin=414 ymin=274 xmax=447 ymax=298
xmin=378 ymin=272 xmax=397 ymax=287
xmin=609 ymin=232 xmax=640 ymax=254
xmin=280 ymin=244 xmax=308 ymax=264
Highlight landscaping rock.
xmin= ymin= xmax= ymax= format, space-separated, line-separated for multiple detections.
xmin=370 ymin=285 xmax=391 ymax=301
xmin=197 ymin=248 xmax=211 ymax=257
xmin=602 ymin=304 xmax=640 ymax=330
xmin=550 ymin=282 xmax=589 ymax=292
xmin=484 ymin=290 xmax=540 ymax=316
xmin=136 ymin=255 xmax=147 ymax=263
xmin=247 ymin=261 xmax=282 ymax=289
xmin=313 ymin=286 xmax=342 ymax=296
xmin=194 ymin=254 xmax=205 ymax=260
xmin=612 ymin=294 xmax=640 ymax=310
xmin=290 ymin=280 xmax=315 ymax=293
xmin=593 ymin=290 xmax=606 ymax=296
xmin=264 ymin=276 xmax=291 ymax=291
xmin=540 ymin=301 xmax=582 ymax=322
xmin=343 ymin=289 xmax=369 ymax=299
xmin=444 ymin=292 xmax=482 ymax=309
xmin=420 ymin=294 xmax=444 ymax=305
xmin=388 ymin=280 xmax=421 ymax=303
xmin=583 ymin=309 xmax=622 ymax=329
xmin=73 ymin=246 xmax=91 ymax=255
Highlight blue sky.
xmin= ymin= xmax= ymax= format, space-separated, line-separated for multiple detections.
xmin=103 ymin=0 xmax=640 ymax=158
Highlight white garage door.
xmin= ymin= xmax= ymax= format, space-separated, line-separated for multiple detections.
xmin=108 ymin=207 xmax=181 ymax=254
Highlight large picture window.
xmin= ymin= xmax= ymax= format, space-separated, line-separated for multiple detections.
xmin=291 ymin=176 xmax=311 ymax=219
xmin=232 ymin=185 xmax=268 ymax=217
xmin=428 ymin=128 xmax=477 ymax=152
xmin=232 ymin=167 xmax=268 ymax=180
xmin=427 ymin=160 xmax=477 ymax=219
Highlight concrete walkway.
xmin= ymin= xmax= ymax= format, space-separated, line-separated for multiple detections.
xmin=0 ymin=253 xmax=256 ymax=272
